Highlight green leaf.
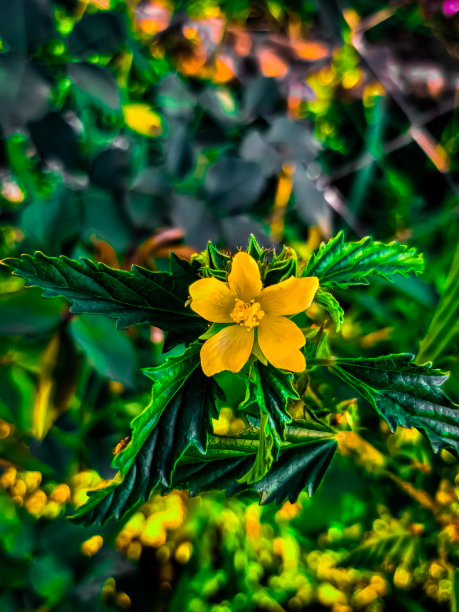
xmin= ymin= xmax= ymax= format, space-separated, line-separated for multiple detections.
xmin=315 ymin=288 xmax=344 ymax=332
xmin=170 ymin=424 xmax=336 ymax=504
xmin=303 ymin=231 xmax=424 ymax=288
xmin=330 ymin=354 xmax=459 ymax=454
xmin=2 ymin=251 xmax=205 ymax=334
xmin=247 ymin=439 xmax=337 ymax=504
xmin=113 ymin=344 xmax=202 ymax=475
xmin=72 ymin=347 xmax=215 ymax=526
xmin=171 ymin=455 xmax=253 ymax=496
xmin=453 ymin=568 xmax=459 ymax=612
xmin=339 ymin=530 xmax=420 ymax=569
xmin=19 ymin=184 xmax=81 ymax=253
xmin=416 ymin=241 xmax=459 ymax=364
xmin=70 ymin=314 xmax=137 ymax=388
xmin=239 ymin=362 xmax=298 ymax=442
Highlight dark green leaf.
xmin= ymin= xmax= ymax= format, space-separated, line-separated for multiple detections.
xmin=113 ymin=344 xmax=202 ymax=474
xmin=166 ymin=123 xmax=195 ymax=179
xmin=3 ymin=251 xmax=204 ymax=334
xmin=330 ymin=354 xmax=459 ymax=454
xmin=20 ymin=185 xmax=82 ymax=253
xmin=29 ymin=112 xmax=81 ymax=171
xmin=228 ymin=438 xmax=337 ymax=504
xmin=67 ymin=12 xmax=124 ymax=58
xmin=171 ymin=455 xmax=253 ymax=496
xmin=205 ymin=158 xmax=265 ymax=213
xmin=72 ymin=347 xmax=215 ymax=526
xmin=70 ymin=314 xmax=136 ymax=388
xmin=303 ymin=232 xmax=424 ymax=288
xmin=251 ymin=439 xmax=337 ymax=504
xmin=0 ymin=55 xmax=50 ymax=131
xmin=90 ymin=148 xmax=130 ymax=193
xmin=292 ymin=168 xmax=330 ymax=229
xmin=68 ymin=62 xmax=120 ymax=111
xmin=0 ymin=287 xmax=64 ymax=337
xmin=171 ymin=419 xmax=336 ymax=504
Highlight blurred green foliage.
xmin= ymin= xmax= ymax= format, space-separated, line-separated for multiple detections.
xmin=0 ymin=0 xmax=458 ymax=611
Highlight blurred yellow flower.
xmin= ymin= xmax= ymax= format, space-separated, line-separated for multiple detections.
xmin=123 ymin=103 xmax=162 ymax=137
xmin=189 ymin=252 xmax=318 ymax=376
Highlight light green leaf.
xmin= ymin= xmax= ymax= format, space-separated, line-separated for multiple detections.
xmin=303 ymin=231 xmax=424 ymax=288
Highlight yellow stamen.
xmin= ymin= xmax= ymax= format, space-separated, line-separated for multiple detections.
xmin=230 ymin=299 xmax=265 ymax=330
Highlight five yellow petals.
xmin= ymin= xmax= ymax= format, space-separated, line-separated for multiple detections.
xmin=189 ymin=252 xmax=319 ymax=377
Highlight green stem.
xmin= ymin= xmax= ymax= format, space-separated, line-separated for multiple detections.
xmin=307 ymin=358 xmax=336 ymax=367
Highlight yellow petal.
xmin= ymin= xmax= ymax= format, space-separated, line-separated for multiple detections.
xmin=200 ymin=324 xmax=254 ymax=376
xmin=228 ymin=252 xmax=262 ymax=302
xmin=259 ymin=276 xmax=319 ymax=316
xmin=189 ymin=277 xmax=236 ymax=323
xmin=258 ymin=314 xmax=305 ymax=372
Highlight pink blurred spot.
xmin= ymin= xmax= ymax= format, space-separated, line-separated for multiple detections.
xmin=443 ymin=0 xmax=459 ymax=16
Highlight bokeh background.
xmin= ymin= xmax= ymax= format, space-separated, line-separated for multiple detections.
xmin=0 ymin=0 xmax=458 ymax=610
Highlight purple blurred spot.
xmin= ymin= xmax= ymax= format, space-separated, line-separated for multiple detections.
xmin=443 ymin=0 xmax=459 ymax=16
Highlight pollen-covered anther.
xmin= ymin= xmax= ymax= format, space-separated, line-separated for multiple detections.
xmin=230 ymin=298 xmax=265 ymax=330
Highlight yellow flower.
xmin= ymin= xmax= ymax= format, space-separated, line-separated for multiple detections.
xmin=123 ymin=103 xmax=162 ymax=137
xmin=189 ymin=252 xmax=319 ymax=376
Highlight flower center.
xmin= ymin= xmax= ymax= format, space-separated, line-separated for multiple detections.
xmin=230 ymin=298 xmax=265 ymax=330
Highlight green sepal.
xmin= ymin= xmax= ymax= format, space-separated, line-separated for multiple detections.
xmin=207 ymin=242 xmax=231 ymax=270
xmin=2 ymin=251 xmax=205 ymax=335
xmin=329 ymin=354 xmax=459 ymax=454
xmin=264 ymin=246 xmax=298 ymax=286
xmin=191 ymin=242 xmax=230 ymax=280
xmin=247 ymin=234 xmax=265 ymax=261
xmin=199 ymin=323 xmax=231 ymax=340
xmin=303 ymin=231 xmax=424 ymax=288
xmin=315 ymin=287 xmax=344 ymax=332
